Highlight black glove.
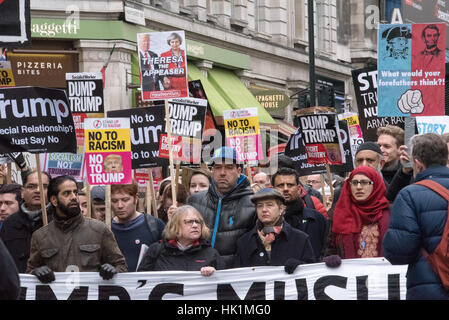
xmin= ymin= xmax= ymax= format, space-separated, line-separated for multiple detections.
xmin=284 ymin=258 xmax=301 ymax=274
xmin=7 ymin=152 xmax=27 ymax=170
xmin=99 ymin=263 xmax=117 ymax=280
xmin=32 ymin=265 xmax=55 ymax=283
xmin=324 ymin=255 xmax=342 ymax=268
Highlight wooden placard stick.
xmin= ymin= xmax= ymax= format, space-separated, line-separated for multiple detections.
xmin=105 ymin=184 xmax=111 ymax=230
xmin=325 ymin=163 xmax=334 ymax=202
xmin=6 ymin=162 xmax=11 ymax=184
xmin=147 ymin=168 xmax=158 ymax=217
xmin=165 ymin=100 xmax=177 ymax=205
xmin=86 ymin=180 xmax=92 ymax=219
xmin=175 ymin=161 xmax=181 ymax=197
xmin=35 ymin=154 xmax=48 ymax=226
xmin=246 ymin=161 xmax=253 ymax=184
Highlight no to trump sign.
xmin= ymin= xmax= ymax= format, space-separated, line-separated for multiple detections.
xmin=84 ymin=118 xmax=132 ymax=185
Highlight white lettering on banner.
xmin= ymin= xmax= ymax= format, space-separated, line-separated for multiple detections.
xmin=18 ymin=258 xmax=407 ymax=300
xmin=0 ymin=94 xmax=69 ymax=124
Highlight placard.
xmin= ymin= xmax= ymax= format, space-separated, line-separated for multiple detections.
xmin=0 ymin=86 xmax=76 ymax=154
xmin=84 ymin=118 xmax=132 ymax=185
xmin=223 ymin=107 xmax=263 ymax=162
xmin=137 ymin=30 xmax=189 ymax=100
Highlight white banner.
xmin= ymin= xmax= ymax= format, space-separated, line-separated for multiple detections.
xmin=416 ymin=116 xmax=449 ymax=135
xmin=19 ymin=258 xmax=407 ymax=300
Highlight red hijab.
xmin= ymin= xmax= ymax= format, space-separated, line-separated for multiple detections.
xmin=332 ymin=166 xmax=389 ymax=234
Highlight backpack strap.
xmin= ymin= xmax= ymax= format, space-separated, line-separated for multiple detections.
xmin=144 ymin=213 xmax=161 ymax=242
xmin=414 ymin=179 xmax=449 ymax=260
xmin=415 ymin=180 xmax=449 ymax=201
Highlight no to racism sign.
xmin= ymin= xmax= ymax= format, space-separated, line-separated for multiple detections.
xmin=84 ymin=118 xmax=132 ymax=185
xmin=108 ymin=105 xmax=169 ymax=168
xmin=223 ymin=107 xmax=263 ymax=162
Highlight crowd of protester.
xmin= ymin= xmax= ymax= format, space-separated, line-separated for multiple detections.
xmin=0 ymin=125 xmax=448 ymax=300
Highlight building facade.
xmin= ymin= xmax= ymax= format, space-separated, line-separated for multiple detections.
xmin=12 ymin=0 xmax=383 ymax=134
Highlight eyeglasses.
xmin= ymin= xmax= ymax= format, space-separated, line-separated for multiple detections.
xmin=306 ymin=180 xmax=321 ymax=185
xmin=24 ymin=184 xmax=49 ymax=190
xmin=349 ymin=180 xmax=374 ymax=187
xmin=184 ymin=219 xmax=203 ymax=226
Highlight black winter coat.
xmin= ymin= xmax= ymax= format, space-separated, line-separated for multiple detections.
xmin=187 ymin=175 xmax=256 ymax=268
xmin=0 ymin=238 xmax=20 ymax=300
xmin=0 ymin=205 xmax=54 ymax=273
xmin=284 ymin=199 xmax=329 ymax=261
xmin=234 ymin=221 xmax=316 ymax=267
xmin=137 ymin=239 xmax=224 ymax=271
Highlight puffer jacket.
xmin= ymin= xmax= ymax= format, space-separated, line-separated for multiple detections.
xmin=383 ymin=165 xmax=449 ymax=300
xmin=187 ymin=175 xmax=256 ymax=268
xmin=137 ymin=239 xmax=224 ymax=271
xmin=26 ymin=213 xmax=127 ymax=273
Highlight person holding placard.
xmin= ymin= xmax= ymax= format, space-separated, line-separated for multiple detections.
xmin=137 ymin=205 xmax=223 ymax=276
xmin=27 ymin=175 xmax=127 ymax=282
xmin=0 ymin=170 xmax=53 ymax=273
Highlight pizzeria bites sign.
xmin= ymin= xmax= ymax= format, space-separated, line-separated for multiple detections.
xmin=8 ymin=52 xmax=76 ymax=88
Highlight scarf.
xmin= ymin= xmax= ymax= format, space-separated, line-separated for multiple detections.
xmin=21 ymin=202 xmax=52 ymax=222
xmin=332 ymin=166 xmax=390 ymax=259
xmin=256 ymin=216 xmax=284 ymax=252
xmin=332 ymin=166 xmax=389 ymax=235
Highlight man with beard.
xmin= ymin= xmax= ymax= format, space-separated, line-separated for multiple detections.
xmin=272 ymin=167 xmax=329 ymax=261
xmin=26 ymin=175 xmax=127 ymax=283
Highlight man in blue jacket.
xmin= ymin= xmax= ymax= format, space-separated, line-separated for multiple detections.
xmin=383 ymin=133 xmax=449 ymax=300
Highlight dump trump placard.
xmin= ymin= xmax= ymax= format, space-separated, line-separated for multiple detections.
xmin=66 ymin=72 xmax=104 ymax=113
xmin=296 ymin=113 xmax=344 ymax=165
xmin=223 ymin=107 xmax=263 ymax=162
xmin=158 ymin=97 xmax=207 ymax=163
xmin=84 ymin=118 xmax=132 ymax=185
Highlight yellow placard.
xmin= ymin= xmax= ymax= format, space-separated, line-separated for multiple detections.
xmin=0 ymin=62 xmax=15 ymax=87
xmin=224 ymin=116 xmax=260 ymax=137
xmin=84 ymin=129 xmax=131 ymax=153
xmin=343 ymin=115 xmax=359 ymax=126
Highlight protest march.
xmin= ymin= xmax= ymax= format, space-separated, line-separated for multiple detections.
xmin=1 ymin=3 xmax=449 ymax=309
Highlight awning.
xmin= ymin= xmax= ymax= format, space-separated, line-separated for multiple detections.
xmin=187 ymin=63 xmax=234 ymax=124
xmin=206 ymin=67 xmax=276 ymax=125
xmin=273 ymin=119 xmax=297 ymax=138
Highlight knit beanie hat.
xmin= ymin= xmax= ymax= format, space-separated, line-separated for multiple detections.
xmin=355 ymin=141 xmax=382 ymax=157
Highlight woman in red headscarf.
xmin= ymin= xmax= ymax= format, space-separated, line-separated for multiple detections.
xmin=327 ymin=166 xmax=390 ymax=259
